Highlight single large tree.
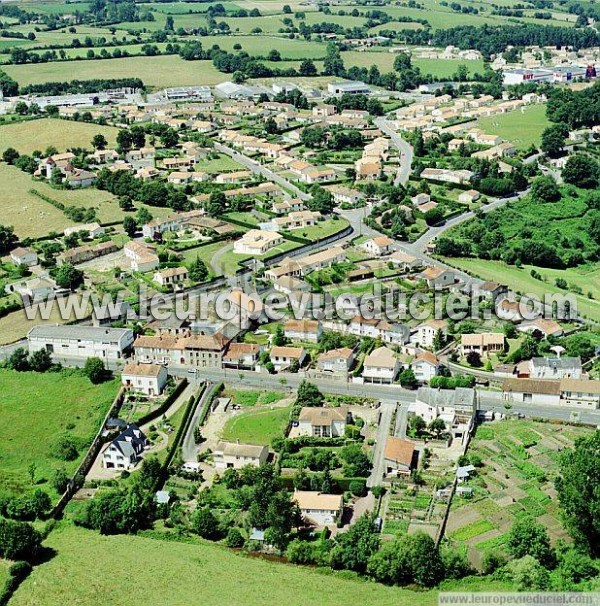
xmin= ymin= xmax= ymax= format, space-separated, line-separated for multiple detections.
xmin=540 ymin=124 xmax=567 ymax=158
xmin=296 ymin=380 xmax=324 ymax=407
xmin=562 ymin=153 xmax=600 ymax=189
xmin=91 ymin=134 xmax=107 ymax=150
xmin=555 ymin=431 xmax=600 ymax=556
xmin=507 ymin=517 xmax=555 ymax=567
xmin=83 ymin=357 xmax=107 ymax=384
xmin=0 ymin=224 xmax=17 ymax=255
xmin=54 ymin=264 xmax=83 ymax=290
xmin=531 ymin=175 xmax=561 ymax=202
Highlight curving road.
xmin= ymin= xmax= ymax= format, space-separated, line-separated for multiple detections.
xmin=406 ymin=190 xmax=527 ymax=257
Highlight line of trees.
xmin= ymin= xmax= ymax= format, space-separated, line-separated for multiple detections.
xmin=404 ymin=23 xmax=600 ymax=56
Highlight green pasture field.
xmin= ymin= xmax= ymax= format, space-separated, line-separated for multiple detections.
xmin=0 ymin=164 xmax=120 ymax=238
xmin=413 ymin=58 xmax=485 ymax=79
xmin=441 ymin=257 xmax=600 ymax=323
xmin=0 ymin=369 xmax=118 ymax=499
xmin=0 ymin=118 xmax=119 ymax=155
xmin=7 ymin=523 xmax=457 ymax=606
xmin=199 ymin=34 xmax=327 ymax=59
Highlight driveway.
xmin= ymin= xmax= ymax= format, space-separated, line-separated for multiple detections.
xmin=367 ymin=399 xmax=397 ymax=488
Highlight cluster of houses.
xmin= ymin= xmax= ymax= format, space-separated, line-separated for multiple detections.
xmin=392 ymin=92 xmax=541 ymax=133
xmin=35 ymin=151 xmax=98 ymax=188
xmin=354 ymin=137 xmax=390 ymax=181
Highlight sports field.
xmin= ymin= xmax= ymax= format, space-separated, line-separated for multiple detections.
xmin=477 ymin=104 xmax=549 ymax=149
xmin=0 ymin=369 xmax=118 ymax=498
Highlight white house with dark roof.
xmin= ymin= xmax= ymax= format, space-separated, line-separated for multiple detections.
xmin=412 ymin=387 xmax=476 ymax=444
xmin=530 ymin=357 xmax=582 ymax=380
xmin=102 ymin=424 xmax=147 ymax=470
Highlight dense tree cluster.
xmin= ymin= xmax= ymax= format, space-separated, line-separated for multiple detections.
xmin=96 ymin=168 xmax=192 ymax=211
xmin=436 ymin=187 xmax=599 ymax=268
xmin=414 ymin=24 xmax=600 ymax=56
xmin=546 ymin=81 xmax=600 ymax=129
xmin=77 ymin=458 xmax=163 ymax=534
xmin=20 ymin=77 xmax=144 ymax=96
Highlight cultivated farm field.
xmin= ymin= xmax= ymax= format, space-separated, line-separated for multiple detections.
xmin=446 ymin=419 xmax=594 ymax=566
xmin=3 ymin=56 xmax=230 ymax=89
xmin=0 ymin=369 xmax=118 ymax=499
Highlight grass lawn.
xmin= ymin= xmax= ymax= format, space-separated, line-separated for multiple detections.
xmin=0 ymin=117 xmax=119 ymax=155
xmin=9 ymin=523 xmax=453 ymax=606
xmin=441 ymin=257 xmax=600 ymax=323
xmin=3 ymin=56 xmax=229 ymax=89
xmin=477 ymin=104 xmax=549 ymax=150
xmin=0 ymin=369 xmax=118 ymax=498
xmin=198 ymin=154 xmax=245 ymax=174
xmin=289 ymin=218 xmax=349 ymax=241
xmin=0 ymin=559 xmax=11 ymax=591
xmin=208 ymin=239 xmax=301 ymax=276
xmin=222 ymin=389 xmax=286 ymax=407
xmin=221 ymin=405 xmax=290 ymax=445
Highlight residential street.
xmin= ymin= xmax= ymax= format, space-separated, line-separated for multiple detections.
xmin=374 ymin=117 xmax=413 ymax=186
xmin=214 ymin=142 xmax=311 ymax=201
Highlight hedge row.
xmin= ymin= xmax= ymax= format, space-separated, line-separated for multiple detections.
xmin=135 ymin=379 xmax=188 ymax=427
